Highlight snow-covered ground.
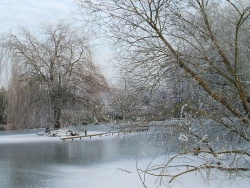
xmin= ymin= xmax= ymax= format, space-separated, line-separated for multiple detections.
xmin=0 ymin=132 xmax=249 ymax=188
xmin=0 ymin=125 xmax=144 ymax=144
xmin=0 ymin=128 xmax=108 ymax=144
xmin=0 ymin=132 xmax=59 ymax=144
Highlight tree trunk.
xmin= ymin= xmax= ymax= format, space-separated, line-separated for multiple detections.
xmin=53 ymin=104 xmax=61 ymax=129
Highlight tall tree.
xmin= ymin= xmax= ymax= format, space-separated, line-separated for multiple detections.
xmin=75 ymin=0 xmax=250 ymax=185
xmin=2 ymin=21 xmax=107 ymax=129
xmin=0 ymin=87 xmax=7 ymax=125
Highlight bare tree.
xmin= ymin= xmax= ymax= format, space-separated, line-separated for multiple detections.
xmin=2 ymin=21 xmax=108 ymax=129
xmin=75 ymin=0 xmax=250 ymax=185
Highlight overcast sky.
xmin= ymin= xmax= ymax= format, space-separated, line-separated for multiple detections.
xmin=0 ymin=0 xmax=115 ymax=86
xmin=0 ymin=0 xmax=77 ymax=32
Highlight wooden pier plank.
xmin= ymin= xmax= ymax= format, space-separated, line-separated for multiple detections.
xmin=60 ymin=127 xmax=148 ymax=142
xmin=60 ymin=133 xmax=104 ymax=141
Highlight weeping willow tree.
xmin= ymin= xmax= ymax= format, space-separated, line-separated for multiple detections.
xmin=2 ymin=21 xmax=108 ymax=129
xmin=75 ymin=0 xmax=250 ymax=186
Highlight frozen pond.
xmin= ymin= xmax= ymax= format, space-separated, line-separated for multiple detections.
xmin=0 ymin=127 xmax=249 ymax=188
xmin=0 ymin=128 xmax=159 ymax=188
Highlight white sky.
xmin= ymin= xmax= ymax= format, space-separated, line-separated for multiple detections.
xmin=0 ymin=0 xmax=76 ymax=32
xmin=0 ymin=0 xmax=115 ymax=86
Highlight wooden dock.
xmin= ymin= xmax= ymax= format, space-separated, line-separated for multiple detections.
xmin=60 ymin=127 xmax=148 ymax=142
xmin=60 ymin=133 xmax=105 ymax=142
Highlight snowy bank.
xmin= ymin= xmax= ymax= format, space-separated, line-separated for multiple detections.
xmin=0 ymin=133 xmax=59 ymax=144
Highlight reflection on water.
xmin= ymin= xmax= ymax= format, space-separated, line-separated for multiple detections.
xmin=0 ymin=131 xmax=157 ymax=188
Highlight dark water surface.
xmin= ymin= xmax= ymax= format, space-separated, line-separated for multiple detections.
xmin=0 ymin=129 xmax=157 ymax=188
